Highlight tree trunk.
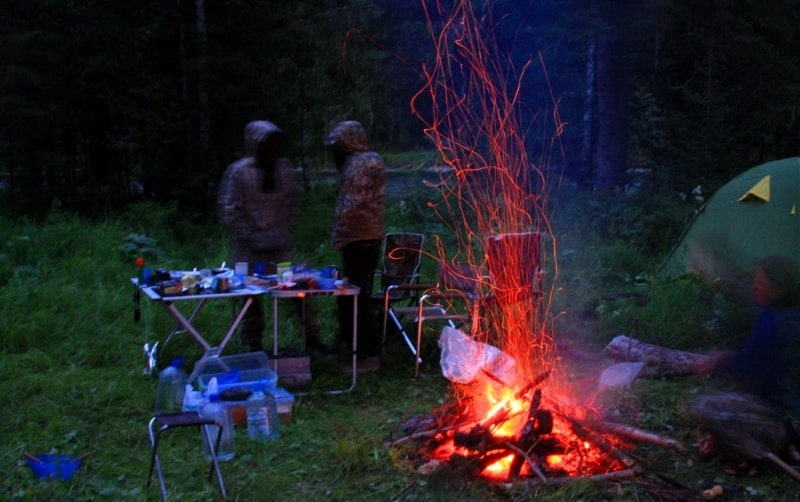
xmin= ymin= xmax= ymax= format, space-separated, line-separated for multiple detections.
xmin=579 ymin=36 xmax=596 ymax=189
xmin=593 ymin=13 xmax=627 ymax=193
xmin=195 ymin=0 xmax=209 ymax=170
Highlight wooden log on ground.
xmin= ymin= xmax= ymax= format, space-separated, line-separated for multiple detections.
xmin=590 ymin=421 xmax=686 ymax=452
xmin=603 ymin=335 xmax=707 ymax=377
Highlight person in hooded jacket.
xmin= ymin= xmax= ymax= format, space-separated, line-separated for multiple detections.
xmin=692 ymin=255 xmax=800 ymax=414
xmin=326 ymin=121 xmax=386 ymax=371
xmin=218 ymin=120 xmax=319 ymax=352
xmin=689 ymin=255 xmax=800 ymax=473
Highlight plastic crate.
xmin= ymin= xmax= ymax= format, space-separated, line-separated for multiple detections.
xmin=270 ymin=350 xmax=311 ymax=387
xmin=193 ymin=352 xmax=277 ymax=391
xmin=271 ymin=386 xmax=295 ymax=424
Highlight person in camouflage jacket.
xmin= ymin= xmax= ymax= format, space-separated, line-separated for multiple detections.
xmin=218 ymin=121 xmax=300 ymax=264
xmin=326 ymin=121 xmax=386 ymax=368
xmin=218 ymin=121 xmax=308 ymax=351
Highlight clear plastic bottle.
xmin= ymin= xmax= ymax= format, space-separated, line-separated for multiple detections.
xmin=246 ymin=388 xmax=280 ymax=441
xmin=200 ymin=392 xmax=235 ymax=461
xmin=155 ymin=357 xmax=187 ymax=415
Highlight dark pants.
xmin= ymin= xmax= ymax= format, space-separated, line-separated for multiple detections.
xmin=338 ymin=240 xmax=381 ymax=357
xmin=240 ymin=297 xmax=267 ymax=351
xmin=241 ymin=296 xmax=319 ymax=352
xmin=237 ymin=248 xmax=319 ymax=351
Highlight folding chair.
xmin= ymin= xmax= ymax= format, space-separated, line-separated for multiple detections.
xmin=372 ymin=232 xmax=425 ymax=348
xmin=482 ymin=232 xmax=544 ymax=346
xmin=147 ymin=412 xmax=227 ymax=500
xmin=485 ymin=232 xmax=543 ymax=305
xmin=384 ymin=261 xmax=484 ymax=377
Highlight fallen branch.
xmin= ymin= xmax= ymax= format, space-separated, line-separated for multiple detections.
xmin=591 ymin=421 xmax=686 ymax=452
xmin=532 ymin=467 xmax=641 ymax=487
xmin=763 ymin=451 xmax=800 ymax=484
xmin=604 ymin=335 xmax=706 ymax=377
xmin=386 ymin=428 xmax=447 ymax=447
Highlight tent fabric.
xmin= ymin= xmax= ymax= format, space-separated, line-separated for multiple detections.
xmin=658 ymin=157 xmax=800 ymax=284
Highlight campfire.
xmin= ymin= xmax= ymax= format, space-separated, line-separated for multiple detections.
xmin=390 ymin=347 xmax=686 ymax=486
xmin=386 ymin=0 xmax=688 ymax=488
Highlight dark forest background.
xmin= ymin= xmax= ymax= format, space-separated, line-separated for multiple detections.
xmin=1 ymin=0 xmax=798 ymax=218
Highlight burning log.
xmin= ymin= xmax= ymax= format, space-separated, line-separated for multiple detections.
xmin=396 ymin=384 xmax=662 ymax=483
xmin=507 ymin=389 xmax=552 ymax=479
xmin=500 ymin=440 xmax=548 ymax=482
xmin=565 ymin=416 xmax=638 ymax=469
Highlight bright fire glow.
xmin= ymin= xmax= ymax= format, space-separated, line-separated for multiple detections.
xmin=481 ymin=454 xmax=516 ymax=478
xmin=401 ymin=0 xmax=630 ymax=481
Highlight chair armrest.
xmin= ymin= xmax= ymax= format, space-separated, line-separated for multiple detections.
xmin=385 ymin=283 xmax=438 ymax=298
xmin=421 ymin=290 xmax=479 ymax=304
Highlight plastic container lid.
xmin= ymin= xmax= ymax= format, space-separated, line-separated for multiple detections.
xmin=220 ymin=388 xmax=252 ymax=402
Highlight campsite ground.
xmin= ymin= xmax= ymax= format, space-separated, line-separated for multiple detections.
xmin=2 ymin=170 xmax=800 ymax=500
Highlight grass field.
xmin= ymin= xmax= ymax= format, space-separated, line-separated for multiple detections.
xmin=2 ymin=175 xmax=799 ymax=500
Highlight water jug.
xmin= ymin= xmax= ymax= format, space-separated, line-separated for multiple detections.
xmin=246 ymin=388 xmax=280 ymax=441
xmin=200 ymin=395 xmax=235 ymax=461
xmin=155 ymin=357 xmax=187 ymax=414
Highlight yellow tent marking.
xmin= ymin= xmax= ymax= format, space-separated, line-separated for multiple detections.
xmin=738 ymin=175 xmax=771 ymax=202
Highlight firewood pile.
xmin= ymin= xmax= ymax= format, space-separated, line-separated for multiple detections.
xmin=387 ymin=380 xmax=687 ymax=488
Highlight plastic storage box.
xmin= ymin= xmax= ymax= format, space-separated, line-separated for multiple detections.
xmin=193 ymin=352 xmax=277 ymax=392
xmin=270 ymin=350 xmax=311 ymax=387
xmin=271 ymin=387 xmax=295 ymax=424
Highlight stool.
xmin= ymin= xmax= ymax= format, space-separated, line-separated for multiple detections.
xmin=147 ymin=412 xmax=227 ymax=500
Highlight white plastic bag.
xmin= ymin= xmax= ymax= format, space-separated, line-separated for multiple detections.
xmin=438 ymin=326 xmax=518 ymax=385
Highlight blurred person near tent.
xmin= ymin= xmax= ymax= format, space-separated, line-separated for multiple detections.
xmin=326 ymin=120 xmax=386 ymax=372
xmin=217 ymin=120 xmax=321 ymax=352
xmin=689 ymin=255 xmax=800 ymax=473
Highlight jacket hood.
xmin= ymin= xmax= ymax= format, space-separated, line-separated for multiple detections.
xmin=325 ymin=121 xmax=369 ymax=153
xmin=243 ymin=121 xmax=285 ymax=157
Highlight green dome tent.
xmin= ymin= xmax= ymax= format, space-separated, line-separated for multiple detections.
xmin=658 ymin=157 xmax=800 ymax=286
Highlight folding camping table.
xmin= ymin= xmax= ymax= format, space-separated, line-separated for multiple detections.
xmin=269 ymin=285 xmax=360 ymax=394
xmin=132 ymin=278 xmax=268 ymax=360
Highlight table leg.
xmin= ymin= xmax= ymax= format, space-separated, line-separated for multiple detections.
xmin=300 ymin=297 xmax=306 ymax=347
xmin=348 ymin=293 xmax=358 ymax=391
xmin=215 ymin=296 xmax=254 ymax=354
xmin=162 ymin=299 xmax=210 ymax=349
xmin=272 ymin=296 xmax=279 ymax=360
xmin=162 ymin=301 xmax=213 ymax=352
xmin=270 ymin=290 xmax=359 ymax=395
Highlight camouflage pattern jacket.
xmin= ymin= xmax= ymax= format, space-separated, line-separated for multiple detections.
xmin=217 ymin=121 xmax=300 ymax=264
xmin=327 ymin=121 xmax=386 ymax=250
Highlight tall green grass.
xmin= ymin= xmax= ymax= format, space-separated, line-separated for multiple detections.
xmin=1 ymin=179 xmax=795 ymax=500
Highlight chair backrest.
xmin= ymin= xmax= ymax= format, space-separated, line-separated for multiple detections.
xmin=438 ymin=261 xmax=482 ymax=295
xmin=380 ymin=232 xmax=424 ymax=291
xmin=485 ymin=232 xmax=542 ymax=303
